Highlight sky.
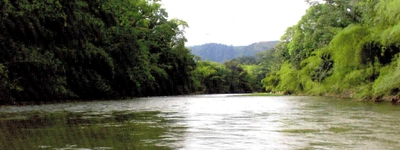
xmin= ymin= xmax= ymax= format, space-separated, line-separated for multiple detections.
xmin=161 ymin=0 xmax=310 ymax=46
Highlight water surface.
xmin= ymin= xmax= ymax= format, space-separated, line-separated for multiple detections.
xmin=1 ymin=94 xmax=400 ymax=149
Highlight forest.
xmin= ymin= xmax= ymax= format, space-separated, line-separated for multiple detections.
xmin=259 ymin=0 xmax=400 ymax=101
xmin=0 ymin=0 xmax=199 ymax=104
xmin=1 ymin=0 xmax=399 ymax=105
xmin=0 ymin=0 xmax=262 ymax=105
xmin=191 ymin=0 xmax=400 ymax=101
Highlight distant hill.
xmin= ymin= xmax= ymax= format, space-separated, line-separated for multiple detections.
xmin=188 ymin=41 xmax=278 ymax=63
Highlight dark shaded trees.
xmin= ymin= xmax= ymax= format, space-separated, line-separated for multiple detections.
xmin=0 ymin=0 xmax=196 ymax=104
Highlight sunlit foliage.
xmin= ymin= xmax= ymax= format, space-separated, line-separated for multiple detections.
xmin=260 ymin=0 xmax=400 ymax=99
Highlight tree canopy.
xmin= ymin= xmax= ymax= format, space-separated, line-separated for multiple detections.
xmin=260 ymin=0 xmax=400 ymax=100
xmin=0 ymin=0 xmax=196 ymax=104
xmin=2 ymin=0 xmax=399 ymax=104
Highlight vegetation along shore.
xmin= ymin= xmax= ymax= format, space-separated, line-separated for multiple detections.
xmin=0 ymin=0 xmax=399 ymax=105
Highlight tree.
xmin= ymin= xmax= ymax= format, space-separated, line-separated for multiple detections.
xmin=0 ymin=0 xmax=197 ymax=104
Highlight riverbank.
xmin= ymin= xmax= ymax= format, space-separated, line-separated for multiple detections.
xmin=241 ymin=93 xmax=285 ymax=96
xmin=244 ymin=92 xmax=400 ymax=105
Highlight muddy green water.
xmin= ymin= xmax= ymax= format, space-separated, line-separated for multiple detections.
xmin=1 ymin=94 xmax=400 ymax=150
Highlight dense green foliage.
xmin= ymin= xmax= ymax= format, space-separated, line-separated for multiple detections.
xmin=260 ymin=0 xmax=400 ymax=100
xmin=189 ymin=41 xmax=278 ymax=63
xmin=3 ymin=0 xmax=398 ymax=104
xmin=191 ymin=60 xmax=260 ymax=94
xmin=0 ymin=0 xmax=196 ymax=104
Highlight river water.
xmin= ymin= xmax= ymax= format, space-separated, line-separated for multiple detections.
xmin=1 ymin=94 xmax=400 ymax=149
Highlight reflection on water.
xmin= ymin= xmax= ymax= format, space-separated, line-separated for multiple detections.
xmin=0 ymin=110 xmax=181 ymax=150
xmin=1 ymin=95 xmax=400 ymax=149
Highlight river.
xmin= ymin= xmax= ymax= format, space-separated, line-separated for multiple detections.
xmin=1 ymin=94 xmax=400 ymax=149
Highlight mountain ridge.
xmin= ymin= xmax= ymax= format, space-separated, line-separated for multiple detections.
xmin=188 ymin=41 xmax=278 ymax=63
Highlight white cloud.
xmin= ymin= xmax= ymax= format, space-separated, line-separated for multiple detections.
xmin=161 ymin=0 xmax=309 ymax=46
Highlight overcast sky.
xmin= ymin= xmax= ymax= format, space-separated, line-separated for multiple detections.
xmin=161 ymin=0 xmax=310 ymax=46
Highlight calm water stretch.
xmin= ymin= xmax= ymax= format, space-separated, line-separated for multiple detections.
xmin=1 ymin=94 xmax=400 ymax=149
